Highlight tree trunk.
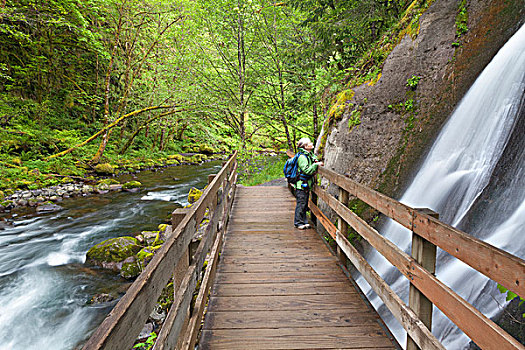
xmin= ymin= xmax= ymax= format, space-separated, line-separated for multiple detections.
xmin=313 ymin=104 xmax=319 ymax=142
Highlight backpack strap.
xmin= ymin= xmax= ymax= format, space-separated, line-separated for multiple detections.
xmin=297 ymin=152 xmax=314 ymax=181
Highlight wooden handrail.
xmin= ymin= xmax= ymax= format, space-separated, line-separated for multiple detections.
xmin=309 ymin=199 xmax=445 ymax=350
xmin=313 ymin=166 xmax=525 ymax=350
xmin=317 ymin=166 xmax=525 ymax=298
xmin=83 ymin=152 xmax=238 ymax=350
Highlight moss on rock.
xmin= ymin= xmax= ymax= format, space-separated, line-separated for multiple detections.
xmin=122 ymin=181 xmax=142 ymax=190
xmin=94 ymin=163 xmax=115 ymax=175
xmin=198 ymin=145 xmax=216 ymax=154
xmin=61 ymin=177 xmax=73 ymax=184
xmin=328 ymin=89 xmax=355 ymax=120
xmin=136 ymin=245 xmax=162 ymax=267
xmin=97 ymin=178 xmax=120 ymax=186
xmin=86 ymin=236 xmax=142 ymax=266
xmin=121 ymin=260 xmax=142 ymax=279
xmin=168 ymin=154 xmax=183 ymax=162
xmin=187 ymin=187 xmax=203 ymax=204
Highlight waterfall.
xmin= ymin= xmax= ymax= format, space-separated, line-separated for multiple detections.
xmin=356 ymin=23 xmax=525 ymax=348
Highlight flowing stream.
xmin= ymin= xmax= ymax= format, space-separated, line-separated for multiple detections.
xmin=356 ymin=23 xmax=525 ymax=348
xmin=0 ymin=161 xmax=223 ymax=350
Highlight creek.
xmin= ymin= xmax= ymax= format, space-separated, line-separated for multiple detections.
xmin=0 ymin=160 xmax=223 ymax=350
xmin=356 ymin=23 xmax=525 ymax=348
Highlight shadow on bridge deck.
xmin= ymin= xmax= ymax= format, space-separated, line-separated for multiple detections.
xmin=199 ymin=185 xmax=399 ymax=349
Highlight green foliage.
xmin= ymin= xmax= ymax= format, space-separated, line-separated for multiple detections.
xmin=238 ymin=153 xmax=287 ymax=186
xmin=348 ymin=108 xmax=362 ymax=130
xmin=406 ymin=75 xmax=421 ymax=89
xmin=133 ymin=332 xmax=157 ymax=350
xmin=497 ymin=284 xmax=525 ymax=318
xmin=456 ymin=1 xmax=469 ymax=38
xmin=0 ymin=0 xmax=437 ymax=194
xmin=404 ymin=99 xmax=415 ymax=112
xmin=405 ymin=114 xmax=416 ymax=131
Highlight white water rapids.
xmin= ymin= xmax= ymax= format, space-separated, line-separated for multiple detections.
xmin=0 ymin=162 xmax=222 ymax=350
xmin=356 ymin=23 xmax=525 ymax=348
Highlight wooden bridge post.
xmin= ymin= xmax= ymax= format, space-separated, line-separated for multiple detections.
xmin=407 ymin=208 xmax=439 ymax=350
xmin=171 ymin=208 xmax=191 ymax=349
xmin=310 ymin=175 xmax=318 ymax=226
xmin=336 ymin=187 xmax=349 ymax=268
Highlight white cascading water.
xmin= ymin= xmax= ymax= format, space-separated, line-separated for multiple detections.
xmin=356 ymin=23 xmax=525 ymax=348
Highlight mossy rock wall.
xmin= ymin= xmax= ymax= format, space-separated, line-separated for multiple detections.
xmin=322 ymin=0 xmax=524 ymax=202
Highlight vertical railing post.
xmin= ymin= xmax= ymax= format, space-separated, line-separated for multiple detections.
xmin=407 ymin=208 xmax=439 ymax=350
xmin=171 ymin=208 xmax=191 ymax=349
xmin=336 ymin=186 xmax=349 ymax=268
xmin=310 ymin=174 xmax=318 ymax=226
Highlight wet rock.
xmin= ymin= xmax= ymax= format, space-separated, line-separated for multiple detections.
xmin=86 ymin=237 xmax=142 ymax=271
xmin=137 ymin=322 xmax=154 ymax=340
xmin=149 ymin=305 xmax=166 ymax=324
xmin=94 ymin=163 xmax=115 ymax=175
xmin=122 ymin=181 xmax=142 ymax=191
xmin=109 ymin=184 xmax=122 ymax=191
xmin=88 ymin=293 xmax=115 ymax=305
xmin=141 ymin=231 xmax=162 ymax=246
xmin=36 ymin=203 xmax=64 ymax=212
xmin=187 ymin=187 xmax=203 ymax=204
xmin=120 ymin=257 xmax=142 ymax=279
xmin=136 ymin=245 xmax=162 ymax=267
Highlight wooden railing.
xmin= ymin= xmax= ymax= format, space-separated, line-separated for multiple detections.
xmin=83 ymin=151 xmax=238 ymax=350
xmin=311 ymin=166 xmax=525 ymax=350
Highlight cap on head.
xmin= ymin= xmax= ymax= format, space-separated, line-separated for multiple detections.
xmin=297 ymin=137 xmax=311 ymax=149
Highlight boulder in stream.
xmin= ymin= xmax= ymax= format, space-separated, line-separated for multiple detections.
xmin=86 ymin=236 xmax=142 ymax=271
xmin=36 ymin=203 xmax=64 ymax=212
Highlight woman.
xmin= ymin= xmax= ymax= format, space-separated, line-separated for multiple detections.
xmin=293 ymin=138 xmax=323 ymax=229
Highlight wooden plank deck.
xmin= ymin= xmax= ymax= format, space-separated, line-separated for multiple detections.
xmin=199 ymin=185 xmax=398 ymax=349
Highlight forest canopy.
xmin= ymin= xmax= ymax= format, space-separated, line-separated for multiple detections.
xmin=0 ymin=0 xmax=421 ymax=188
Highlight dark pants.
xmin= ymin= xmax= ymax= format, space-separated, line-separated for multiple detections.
xmin=294 ymin=189 xmax=309 ymax=226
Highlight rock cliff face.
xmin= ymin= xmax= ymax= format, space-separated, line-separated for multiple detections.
xmin=322 ymin=0 xmax=525 ymax=198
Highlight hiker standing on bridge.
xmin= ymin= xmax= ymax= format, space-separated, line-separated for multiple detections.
xmin=293 ymin=138 xmax=323 ymax=229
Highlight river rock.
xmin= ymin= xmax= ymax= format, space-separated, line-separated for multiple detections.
xmin=187 ymin=187 xmax=203 ymax=204
xmin=122 ymin=181 xmax=142 ymax=192
xmin=137 ymin=322 xmax=154 ymax=340
xmin=120 ymin=257 xmax=142 ymax=279
xmin=149 ymin=305 xmax=166 ymax=324
xmin=36 ymin=203 xmax=64 ymax=212
xmin=88 ymin=293 xmax=115 ymax=305
xmin=94 ymin=163 xmax=115 ymax=175
xmin=109 ymin=184 xmax=122 ymax=191
xmin=86 ymin=237 xmax=142 ymax=271
xmin=141 ymin=231 xmax=163 ymax=246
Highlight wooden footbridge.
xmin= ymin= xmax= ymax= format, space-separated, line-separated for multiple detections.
xmin=83 ymin=152 xmax=525 ymax=350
